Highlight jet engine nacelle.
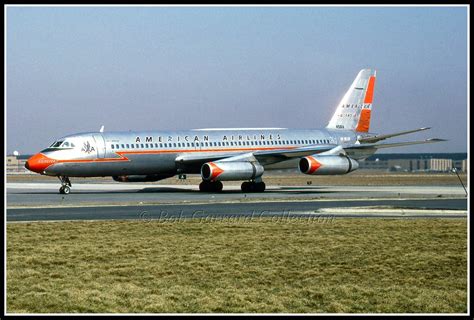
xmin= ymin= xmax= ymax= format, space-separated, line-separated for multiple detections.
xmin=113 ymin=174 xmax=173 ymax=182
xmin=299 ymin=155 xmax=359 ymax=175
xmin=201 ymin=161 xmax=264 ymax=181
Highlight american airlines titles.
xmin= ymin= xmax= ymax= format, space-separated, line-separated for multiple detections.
xmin=134 ymin=134 xmax=282 ymax=143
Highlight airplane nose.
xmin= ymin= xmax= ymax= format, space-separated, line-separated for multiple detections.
xmin=25 ymin=153 xmax=57 ymax=174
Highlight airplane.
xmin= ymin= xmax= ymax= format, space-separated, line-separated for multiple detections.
xmin=25 ymin=69 xmax=445 ymax=194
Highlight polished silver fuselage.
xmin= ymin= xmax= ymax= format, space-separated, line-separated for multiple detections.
xmin=39 ymin=128 xmax=366 ymax=177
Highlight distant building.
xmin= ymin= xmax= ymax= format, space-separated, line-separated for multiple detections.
xmin=6 ymin=154 xmax=31 ymax=173
xmin=359 ymin=153 xmax=467 ymax=172
xmin=453 ymin=159 xmax=468 ymax=172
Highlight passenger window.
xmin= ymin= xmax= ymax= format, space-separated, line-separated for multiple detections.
xmin=111 ymin=144 xmax=115 ymax=149
xmin=131 ymin=144 xmax=134 ymax=149
xmin=121 ymin=144 xmax=125 ymax=148
xmin=126 ymin=144 xmax=129 ymax=148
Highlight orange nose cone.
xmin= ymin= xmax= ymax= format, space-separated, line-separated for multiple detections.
xmin=25 ymin=153 xmax=57 ymax=174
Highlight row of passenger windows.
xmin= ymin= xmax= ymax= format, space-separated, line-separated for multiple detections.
xmin=110 ymin=139 xmax=331 ymax=150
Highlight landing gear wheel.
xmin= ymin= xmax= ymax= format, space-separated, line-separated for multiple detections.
xmin=199 ymin=181 xmax=210 ymax=192
xmin=58 ymin=176 xmax=72 ymax=194
xmin=213 ymin=181 xmax=223 ymax=192
xmin=255 ymin=182 xmax=265 ymax=192
xmin=62 ymin=186 xmax=71 ymax=194
xmin=199 ymin=181 xmax=223 ymax=192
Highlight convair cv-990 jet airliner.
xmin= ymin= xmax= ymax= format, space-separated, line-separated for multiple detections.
xmin=25 ymin=69 xmax=444 ymax=194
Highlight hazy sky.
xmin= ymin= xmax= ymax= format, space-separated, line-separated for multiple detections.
xmin=6 ymin=5 xmax=468 ymax=154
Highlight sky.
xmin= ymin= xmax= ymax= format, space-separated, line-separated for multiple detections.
xmin=6 ymin=5 xmax=468 ymax=154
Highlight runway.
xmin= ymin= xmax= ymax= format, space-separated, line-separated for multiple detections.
xmin=6 ymin=182 xmax=467 ymax=222
xmin=7 ymin=199 xmax=467 ymax=222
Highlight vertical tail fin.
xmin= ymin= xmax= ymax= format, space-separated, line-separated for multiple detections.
xmin=326 ymin=69 xmax=376 ymax=132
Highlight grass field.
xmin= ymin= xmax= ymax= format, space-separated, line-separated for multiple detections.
xmin=7 ymin=218 xmax=467 ymax=313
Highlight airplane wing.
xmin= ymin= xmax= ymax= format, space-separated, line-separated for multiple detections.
xmin=175 ymin=138 xmax=446 ymax=168
xmin=175 ymin=144 xmax=337 ymax=166
xmin=357 ymin=127 xmax=431 ymax=144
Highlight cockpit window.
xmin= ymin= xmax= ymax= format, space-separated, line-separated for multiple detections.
xmin=47 ymin=140 xmax=75 ymax=149
xmin=50 ymin=140 xmax=64 ymax=148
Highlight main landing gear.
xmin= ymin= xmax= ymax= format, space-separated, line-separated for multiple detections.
xmin=198 ymin=179 xmax=266 ymax=193
xmin=241 ymin=181 xmax=266 ymax=193
xmin=199 ymin=180 xmax=223 ymax=192
xmin=58 ymin=176 xmax=72 ymax=194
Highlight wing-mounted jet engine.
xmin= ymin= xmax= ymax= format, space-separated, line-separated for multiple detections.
xmin=199 ymin=153 xmax=266 ymax=192
xmin=298 ymin=146 xmax=359 ymax=175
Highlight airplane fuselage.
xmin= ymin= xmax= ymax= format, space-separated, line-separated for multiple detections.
xmin=27 ymin=128 xmax=363 ymax=177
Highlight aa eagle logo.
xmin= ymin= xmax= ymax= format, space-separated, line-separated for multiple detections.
xmin=81 ymin=141 xmax=95 ymax=154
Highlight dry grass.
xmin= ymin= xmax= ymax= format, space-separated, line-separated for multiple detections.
xmin=7 ymin=218 xmax=467 ymax=313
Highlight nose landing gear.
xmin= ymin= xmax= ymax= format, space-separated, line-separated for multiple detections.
xmin=58 ymin=176 xmax=72 ymax=194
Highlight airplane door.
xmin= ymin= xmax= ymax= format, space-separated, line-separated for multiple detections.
xmin=92 ymin=133 xmax=106 ymax=158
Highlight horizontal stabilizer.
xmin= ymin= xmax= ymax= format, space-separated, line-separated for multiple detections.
xmin=348 ymin=138 xmax=447 ymax=150
xmin=358 ymin=127 xmax=431 ymax=143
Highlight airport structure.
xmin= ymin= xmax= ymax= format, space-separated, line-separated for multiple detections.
xmin=359 ymin=153 xmax=467 ymax=172
xmin=6 ymin=155 xmax=31 ymax=173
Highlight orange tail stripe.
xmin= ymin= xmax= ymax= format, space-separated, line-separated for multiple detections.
xmin=363 ymin=76 xmax=376 ymax=104
xmin=356 ymin=109 xmax=371 ymax=133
